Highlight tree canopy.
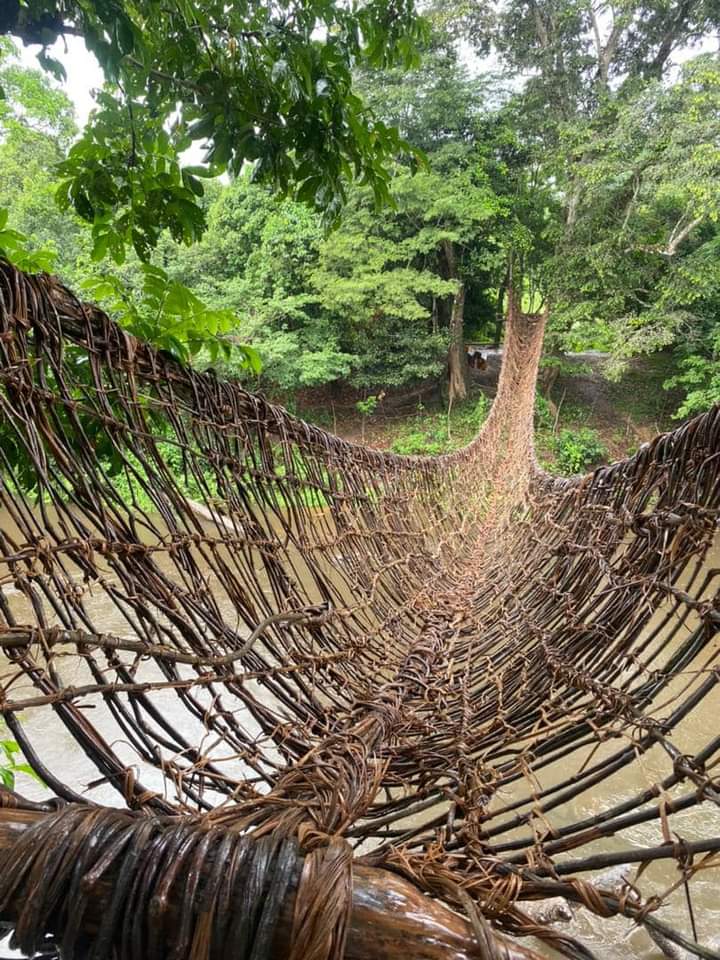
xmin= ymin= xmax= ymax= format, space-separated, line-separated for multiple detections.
xmin=2 ymin=0 xmax=427 ymax=259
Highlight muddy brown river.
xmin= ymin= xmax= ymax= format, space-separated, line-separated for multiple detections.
xmin=1 ymin=503 xmax=719 ymax=959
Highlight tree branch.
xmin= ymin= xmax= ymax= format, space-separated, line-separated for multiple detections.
xmin=626 ymin=215 xmax=703 ymax=257
xmin=645 ymin=0 xmax=696 ymax=78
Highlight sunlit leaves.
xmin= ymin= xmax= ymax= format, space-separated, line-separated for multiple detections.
xmin=80 ymin=264 xmax=260 ymax=370
xmin=5 ymin=0 xmax=427 ymax=252
xmin=0 ymin=207 xmax=57 ymax=272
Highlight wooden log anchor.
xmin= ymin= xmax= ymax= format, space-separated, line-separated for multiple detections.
xmin=0 ymin=804 xmax=542 ymax=960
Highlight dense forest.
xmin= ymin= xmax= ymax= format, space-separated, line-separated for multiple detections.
xmin=1 ymin=1 xmax=720 ymax=472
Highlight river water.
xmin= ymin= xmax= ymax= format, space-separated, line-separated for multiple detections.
xmin=1 ymin=501 xmax=719 ymax=959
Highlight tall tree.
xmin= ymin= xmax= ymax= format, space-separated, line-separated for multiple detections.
xmin=0 ymin=37 xmax=82 ymax=274
xmin=356 ymin=31 xmax=510 ymax=400
xmin=459 ymin=0 xmax=720 ymax=377
xmin=1 ymin=0 xmax=427 ymax=265
xmin=390 ymin=148 xmax=507 ymax=402
xmin=547 ymin=55 xmax=720 ymax=364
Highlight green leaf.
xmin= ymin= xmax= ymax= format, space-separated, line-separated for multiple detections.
xmin=238 ymin=344 xmax=263 ymax=374
xmin=91 ymin=233 xmax=111 ymax=262
xmin=37 ymin=50 xmax=67 ymax=83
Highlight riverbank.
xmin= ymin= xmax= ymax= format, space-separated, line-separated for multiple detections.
xmin=297 ymin=351 xmax=683 ymax=475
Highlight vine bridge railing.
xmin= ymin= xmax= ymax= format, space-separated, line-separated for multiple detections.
xmin=0 ymin=261 xmax=719 ymax=960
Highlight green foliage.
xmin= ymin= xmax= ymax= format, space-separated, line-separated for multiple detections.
xmin=553 ymin=427 xmax=607 ymax=475
xmin=540 ymin=355 xmax=592 ymax=380
xmin=447 ymin=1 xmax=720 ymax=388
xmin=355 ymin=24 xmax=488 ymax=154
xmin=172 ymin=99 xmax=510 ymax=393
xmin=0 ymin=40 xmax=79 ymax=274
xmin=664 ymin=325 xmax=720 ymax=418
xmin=0 ymin=721 xmax=43 ymax=791
xmin=56 ymin=91 xmax=209 ymax=264
xmin=310 ymin=191 xmax=456 ymax=389
xmin=177 ymin=176 xmax=351 ymax=391
xmin=0 ymin=40 xmax=259 ymax=364
xmin=164 ymin=28 xmax=513 ymax=397
xmin=548 ymin=57 xmax=720 ymax=366
xmin=0 ymin=38 xmax=75 ymax=144
xmin=356 ymin=393 xmax=382 ymax=441
xmin=0 ymin=1 xmax=431 ymax=362
xmin=0 ymin=209 xmax=57 ymax=272
xmin=392 ymin=429 xmax=446 ymax=456
xmin=356 ymin=395 xmax=379 ymax=418
xmin=391 ymin=394 xmax=489 ymax=456
xmin=3 ymin=3 xmax=720 ymax=425
xmin=472 ymin=392 xmax=490 ymax=423
xmin=2 ymin=0 xmax=428 ymax=251
xmin=308 ymin=136 xmax=508 ymax=390
xmin=80 ymin=265 xmax=261 ymax=367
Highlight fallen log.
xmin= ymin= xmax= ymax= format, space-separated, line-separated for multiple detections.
xmin=0 ymin=805 xmax=542 ymax=960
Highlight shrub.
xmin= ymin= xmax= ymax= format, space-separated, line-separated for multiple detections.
xmin=553 ymin=427 xmax=607 ymax=475
xmin=534 ymin=393 xmax=554 ymax=429
xmin=391 ymin=431 xmax=445 ymax=456
xmin=389 ymin=393 xmax=490 ymax=457
xmin=355 ymin=395 xmax=379 ymax=418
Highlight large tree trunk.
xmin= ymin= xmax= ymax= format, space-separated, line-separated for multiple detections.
xmin=442 ymin=239 xmax=468 ymax=404
xmin=447 ymin=280 xmax=467 ymax=404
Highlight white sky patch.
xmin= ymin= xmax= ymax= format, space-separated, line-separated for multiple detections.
xmin=17 ymin=34 xmax=103 ymax=127
xmin=14 ymin=34 xmax=209 ymax=166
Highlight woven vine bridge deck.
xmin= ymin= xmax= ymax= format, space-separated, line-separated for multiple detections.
xmin=0 ymin=261 xmax=719 ymax=959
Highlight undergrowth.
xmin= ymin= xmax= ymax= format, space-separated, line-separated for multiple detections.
xmin=390 ymin=395 xmax=490 ymax=456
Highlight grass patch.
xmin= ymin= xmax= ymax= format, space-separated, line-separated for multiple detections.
xmin=390 ymin=395 xmax=490 ymax=456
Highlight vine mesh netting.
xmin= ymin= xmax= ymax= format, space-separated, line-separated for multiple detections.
xmin=0 ymin=262 xmax=719 ymax=959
